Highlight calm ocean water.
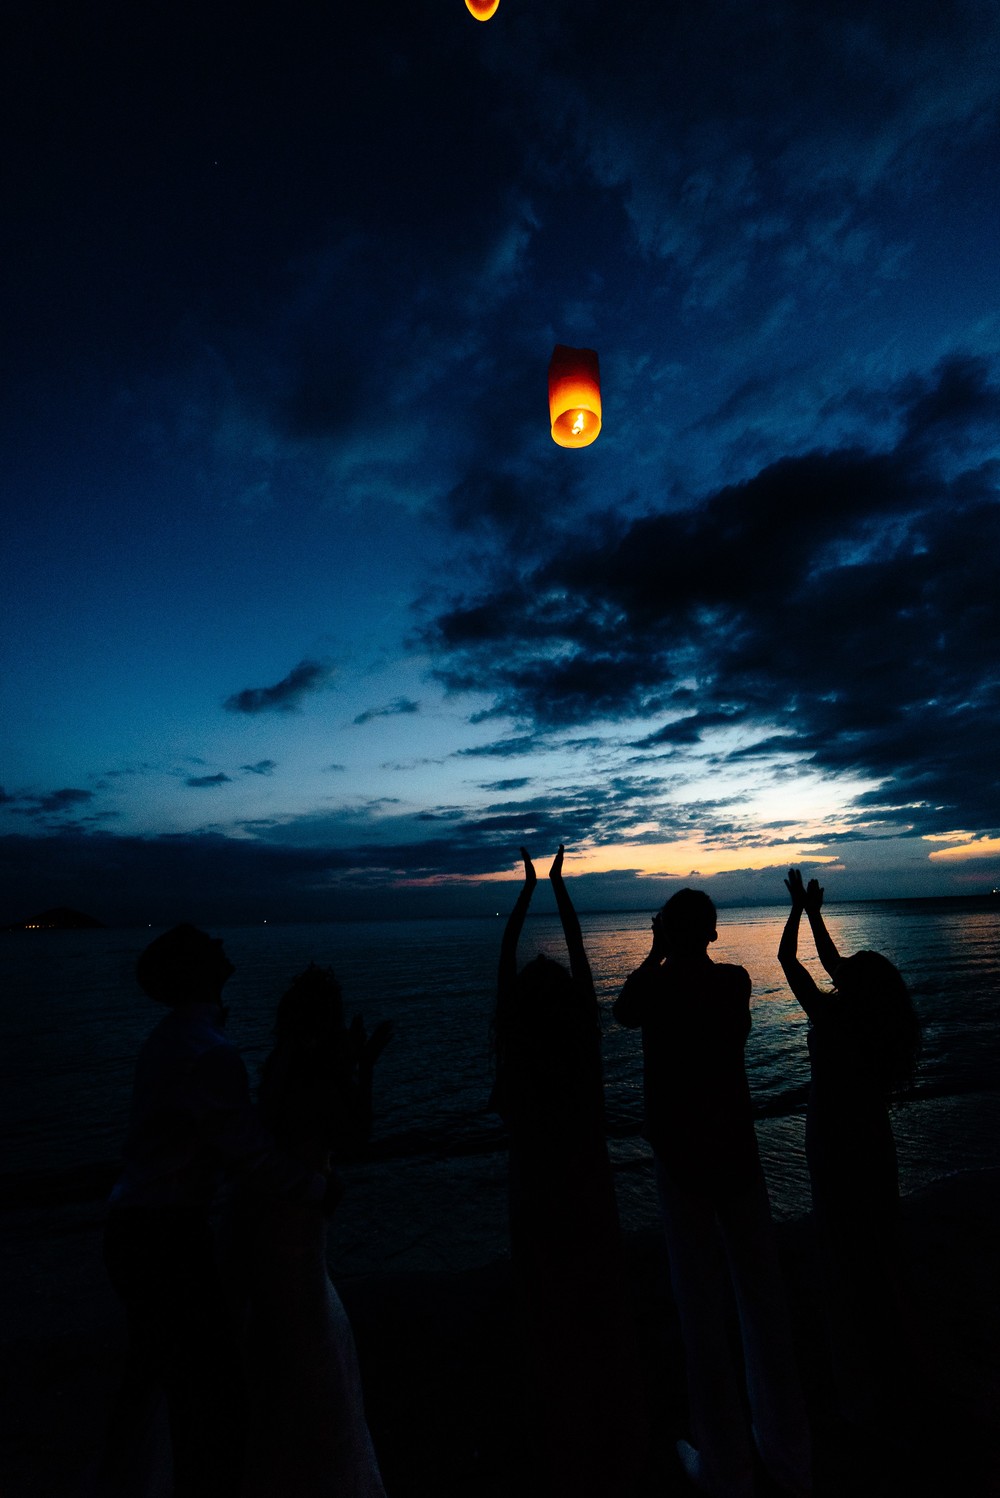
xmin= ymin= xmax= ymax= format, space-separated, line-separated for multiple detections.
xmin=2 ymin=898 xmax=999 ymax=1305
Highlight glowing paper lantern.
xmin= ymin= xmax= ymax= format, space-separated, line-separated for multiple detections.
xmin=548 ymin=344 xmax=602 ymax=448
xmin=465 ymin=0 xmax=500 ymax=18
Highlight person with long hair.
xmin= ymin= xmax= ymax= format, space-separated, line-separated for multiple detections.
xmin=778 ymin=869 xmax=922 ymax=1426
xmin=258 ymin=964 xmax=390 ymax=1174
xmin=493 ymin=846 xmax=646 ymax=1498
xmin=231 ymin=963 xmax=392 ymax=1498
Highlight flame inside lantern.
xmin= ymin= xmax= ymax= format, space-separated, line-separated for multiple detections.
xmin=548 ymin=344 xmax=602 ymax=448
xmin=465 ymin=0 xmax=500 ymax=19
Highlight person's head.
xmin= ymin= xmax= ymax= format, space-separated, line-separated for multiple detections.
xmin=135 ymin=924 xmax=234 ymax=1007
xmin=656 ymin=888 xmax=718 ymax=956
xmin=515 ymin=952 xmax=577 ymax=1013
xmin=494 ymin=953 xmax=595 ymax=1075
xmin=273 ymin=963 xmax=345 ymax=1045
xmin=833 ymin=950 xmax=921 ymax=1093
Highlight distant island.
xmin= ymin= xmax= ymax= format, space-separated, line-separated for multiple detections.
xmin=3 ymin=906 xmax=106 ymax=932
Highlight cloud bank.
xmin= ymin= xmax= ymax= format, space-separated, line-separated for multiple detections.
xmin=426 ymin=355 xmax=1000 ymax=845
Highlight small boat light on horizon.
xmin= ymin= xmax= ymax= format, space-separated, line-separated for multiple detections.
xmin=465 ymin=0 xmax=500 ymax=19
xmin=548 ymin=344 xmax=602 ymax=448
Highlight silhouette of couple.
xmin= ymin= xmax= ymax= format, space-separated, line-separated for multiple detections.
xmin=499 ymin=850 xmax=919 ymax=1498
xmin=99 ymin=925 xmax=391 ymax=1498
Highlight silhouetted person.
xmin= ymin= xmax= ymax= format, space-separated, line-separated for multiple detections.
xmin=778 ymin=870 xmax=922 ymax=1427
xmin=493 ymin=847 xmax=646 ymax=1498
xmin=615 ymin=889 xmax=811 ymax=1498
xmin=257 ymin=962 xmax=391 ymax=1172
xmin=100 ymin=925 xmax=328 ymax=1498
xmin=227 ymin=963 xmax=391 ymax=1497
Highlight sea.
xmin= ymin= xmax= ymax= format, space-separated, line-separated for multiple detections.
xmin=1 ymin=898 xmax=998 ymax=1341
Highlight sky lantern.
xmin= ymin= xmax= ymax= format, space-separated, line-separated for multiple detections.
xmin=465 ymin=0 xmax=500 ymax=19
xmin=548 ymin=344 xmax=602 ymax=448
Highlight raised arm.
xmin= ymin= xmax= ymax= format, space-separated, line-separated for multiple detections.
xmin=549 ymin=844 xmax=593 ymax=995
xmin=498 ymin=847 xmax=536 ymax=994
xmin=346 ymin=1015 xmax=394 ymax=1150
xmin=802 ymin=877 xmax=842 ymax=977
xmin=778 ymin=870 xmax=828 ymax=1022
xmin=613 ymin=912 xmax=667 ymax=1027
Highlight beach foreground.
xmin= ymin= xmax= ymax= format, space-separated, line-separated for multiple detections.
xmin=2 ymin=1168 xmax=999 ymax=1498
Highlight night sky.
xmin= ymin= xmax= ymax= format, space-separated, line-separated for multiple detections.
xmin=3 ymin=0 xmax=999 ymax=924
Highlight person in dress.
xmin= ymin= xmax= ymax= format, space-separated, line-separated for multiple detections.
xmin=101 ymin=925 xmax=328 ymax=1498
xmin=493 ymin=846 xmax=646 ymax=1498
xmin=778 ymin=869 xmax=922 ymax=1427
xmin=615 ymin=889 xmax=811 ymax=1498
xmin=230 ymin=963 xmax=392 ymax=1498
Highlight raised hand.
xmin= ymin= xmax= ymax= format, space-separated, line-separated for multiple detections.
xmin=650 ymin=911 xmax=668 ymax=961
xmin=803 ymin=878 xmax=824 ymax=915
xmin=782 ymin=868 xmax=840 ymax=983
xmin=359 ymin=1019 xmax=393 ymax=1072
xmin=546 ymin=842 xmax=592 ymax=992
xmin=501 ymin=848 xmax=538 ymax=990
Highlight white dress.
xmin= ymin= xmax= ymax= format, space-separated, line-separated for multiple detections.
xmin=236 ymin=1191 xmax=386 ymax=1498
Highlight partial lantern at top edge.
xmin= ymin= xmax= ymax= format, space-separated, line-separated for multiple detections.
xmin=548 ymin=344 xmax=602 ymax=448
xmin=465 ymin=0 xmax=500 ymax=19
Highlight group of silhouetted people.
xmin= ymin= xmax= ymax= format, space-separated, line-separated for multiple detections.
xmin=97 ymin=928 xmax=391 ymax=1498
xmin=96 ymin=852 xmax=920 ymax=1498
xmin=496 ymin=851 xmax=920 ymax=1498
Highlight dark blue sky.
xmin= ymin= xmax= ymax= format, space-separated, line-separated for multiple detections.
xmin=3 ymin=0 xmax=999 ymax=924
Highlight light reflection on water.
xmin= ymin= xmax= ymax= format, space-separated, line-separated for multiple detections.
xmin=1 ymin=897 xmax=997 ymax=1277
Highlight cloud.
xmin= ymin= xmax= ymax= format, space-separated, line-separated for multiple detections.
xmin=455 ymin=735 xmax=548 ymax=759
xmin=38 ymin=788 xmax=94 ymax=812
xmin=352 ymin=697 xmax=420 ymax=726
xmin=0 ymin=787 xmax=119 ymax=832
xmin=424 ymin=354 xmax=1000 ymax=844
xmin=899 ymin=353 xmax=1000 ymax=454
xmin=482 ymin=0 xmax=1000 ymax=335
xmin=11 ymin=788 xmax=96 ymax=820
xmin=224 ymin=660 xmax=333 ymax=715
xmin=630 ymin=711 xmax=744 ymax=750
xmin=186 ymin=773 xmax=232 ymax=789
xmin=2 ymin=817 xmax=986 ymax=931
xmin=245 ymin=780 xmax=764 ymax=874
xmin=241 ymin=760 xmax=278 ymax=776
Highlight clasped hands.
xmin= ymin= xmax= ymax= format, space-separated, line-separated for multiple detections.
xmin=348 ymin=1014 xmax=394 ymax=1071
xmin=785 ymin=867 xmax=824 ymax=914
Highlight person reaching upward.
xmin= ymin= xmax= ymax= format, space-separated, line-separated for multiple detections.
xmin=778 ymin=869 xmax=921 ymax=1428
xmin=494 ymin=846 xmax=646 ymax=1498
xmin=615 ymin=888 xmax=811 ymax=1498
